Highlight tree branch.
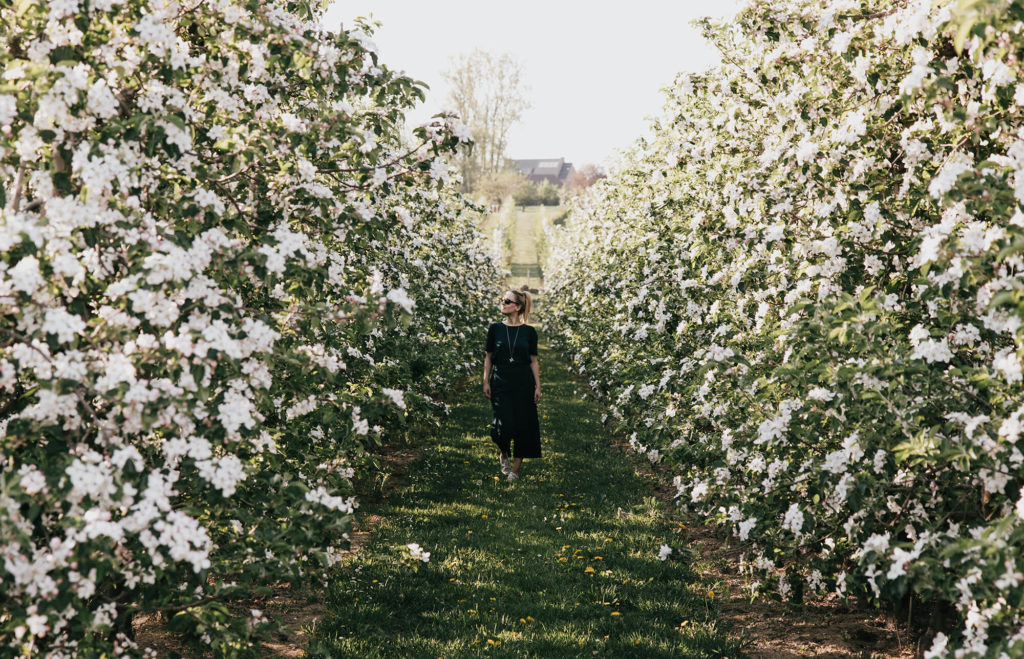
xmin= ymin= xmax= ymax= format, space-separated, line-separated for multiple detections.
xmin=317 ymin=139 xmax=432 ymax=174
xmin=10 ymin=162 xmax=26 ymax=212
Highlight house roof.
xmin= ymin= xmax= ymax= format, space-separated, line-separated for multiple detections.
xmin=512 ymin=158 xmax=575 ymax=182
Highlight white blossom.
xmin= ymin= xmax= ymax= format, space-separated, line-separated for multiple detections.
xmin=406 ymin=542 xmax=430 ymax=563
xmin=781 ymin=503 xmax=804 ymax=537
xmin=993 ymin=348 xmax=1022 ymax=384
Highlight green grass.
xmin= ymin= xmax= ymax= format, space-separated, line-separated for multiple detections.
xmin=508 ymin=206 xmax=545 ymax=265
xmin=484 ymin=204 xmax=560 ymax=290
xmin=307 ymin=345 xmax=743 ymax=658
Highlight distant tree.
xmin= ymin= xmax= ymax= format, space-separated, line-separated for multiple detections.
xmin=475 ymin=168 xmax=526 ymax=206
xmin=512 ymin=180 xmax=536 ymax=207
xmin=513 ymin=180 xmax=560 ymax=207
xmin=568 ymin=163 xmax=607 ymax=191
xmin=443 ymin=50 xmax=530 ymax=192
xmin=537 ymin=180 xmax=561 ymax=206
xmin=512 ymin=179 xmax=537 ymax=207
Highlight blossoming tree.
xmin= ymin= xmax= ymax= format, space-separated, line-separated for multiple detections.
xmin=0 ymin=0 xmax=498 ymax=656
xmin=545 ymin=0 xmax=1024 ymax=654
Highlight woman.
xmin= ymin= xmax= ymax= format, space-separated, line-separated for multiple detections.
xmin=483 ymin=288 xmax=541 ymax=481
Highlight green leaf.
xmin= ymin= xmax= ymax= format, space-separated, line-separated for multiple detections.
xmin=164 ymin=113 xmax=187 ymax=132
xmin=953 ymin=16 xmax=976 ymax=54
xmin=49 ymin=46 xmax=77 ymax=65
xmin=997 ymin=238 xmax=1024 ymax=260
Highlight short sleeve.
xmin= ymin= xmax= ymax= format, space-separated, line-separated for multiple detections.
xmin=485 ymin=323 xmax=496 ymax=353
xmin=529 ymin=326 xmax=538 ymax=355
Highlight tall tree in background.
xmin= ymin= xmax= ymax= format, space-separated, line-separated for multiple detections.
xmin=443 ymin=50 xmax=530 ymax=191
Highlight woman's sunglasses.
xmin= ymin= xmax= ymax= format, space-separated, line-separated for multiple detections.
xmin=501 ymin=298 xmax=519 ymax=305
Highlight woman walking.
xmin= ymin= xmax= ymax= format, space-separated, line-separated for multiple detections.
xmin=483 ymin=288 xmax=541 ymax=481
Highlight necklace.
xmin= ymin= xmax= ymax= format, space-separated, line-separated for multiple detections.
xmin=504 ymin=322 xmax=522 ymax=364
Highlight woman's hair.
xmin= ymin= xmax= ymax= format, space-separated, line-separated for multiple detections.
xmin=507 ymin=287 xmax=532 ymax=323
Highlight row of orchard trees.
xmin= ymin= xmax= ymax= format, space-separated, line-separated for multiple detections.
xmin=0 ymin=0 xmax=498 ymax=656
xmin=545 ymin=0 xmax=1024 ymax=655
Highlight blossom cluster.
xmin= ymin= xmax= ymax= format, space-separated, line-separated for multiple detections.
xmin=544 ymin=0 xmax=1024 ymax=654
xmin=0 ymin=1 xmax=497 ymax=656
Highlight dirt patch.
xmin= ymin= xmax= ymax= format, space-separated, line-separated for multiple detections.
xmin=680 ymin=522 xmax=914 ymax=659
xmin=132 ymin=583 xmax=325 ymax=659
xmin=255 ymin=585 xmax=326 ymax=658
xmin=606 ymin=432 xmax=915 ymax=658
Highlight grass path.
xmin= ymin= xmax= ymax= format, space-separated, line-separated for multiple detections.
xmin=508 ymin=206 xmax=544 ymax=266
xmin=307 ymin=345 xmax=742 ymax=658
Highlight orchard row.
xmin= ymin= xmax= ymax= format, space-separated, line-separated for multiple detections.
xmin=0 ymin=1 xmax=498 ymax=656
xmin=545 ymin=1 xmax=1024 ymax=656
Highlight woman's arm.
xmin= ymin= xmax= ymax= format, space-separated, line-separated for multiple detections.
xmin=530 ymin=355 xmax=540 ymax=404
xmin=483 ymin=352 xmax=492 ymax=398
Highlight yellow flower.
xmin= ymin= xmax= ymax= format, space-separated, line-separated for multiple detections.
xmin=611 ymin=611 xmax=621 ymax=616
xmin=584 ymin=566 xmax=595 ymax=574
xmin=706 ymin=590 xmax=715 ymax=598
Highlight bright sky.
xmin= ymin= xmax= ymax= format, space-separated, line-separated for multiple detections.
xmin=322 ymin=1 xmax=744 ymax=169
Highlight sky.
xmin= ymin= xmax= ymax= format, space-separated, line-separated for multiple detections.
xmin=322 ymin=1 xmax=744 ymax=169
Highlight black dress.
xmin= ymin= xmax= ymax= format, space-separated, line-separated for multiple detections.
xmin=486 ymin=322 xmax=541 ymax=458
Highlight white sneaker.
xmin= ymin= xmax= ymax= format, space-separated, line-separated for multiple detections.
xmin=507 ymin=472 xmax=519 ymax=482
xmin=499 ymin=454 xmax=511 ymax=475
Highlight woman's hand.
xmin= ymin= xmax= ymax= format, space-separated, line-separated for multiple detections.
xmin=534 ymin=385 xmax=541 ymax=404
xmin=483 ymin=382 xmax=491 ymax=399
